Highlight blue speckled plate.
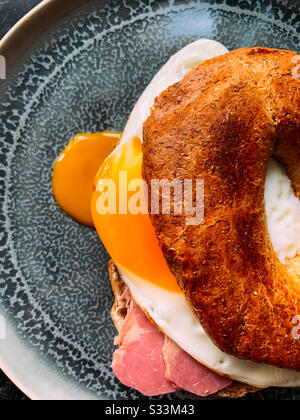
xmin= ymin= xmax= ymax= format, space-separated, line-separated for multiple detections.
xmin=0 ymin=0 xmax=299 ymax=400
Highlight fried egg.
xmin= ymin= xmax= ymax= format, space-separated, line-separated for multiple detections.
xmin=53 ymin=131 xmax=121 ymax=226
xmin=91 ymin=39 xmax=300 ymax=387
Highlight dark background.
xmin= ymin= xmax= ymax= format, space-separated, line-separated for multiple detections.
xmin=0 ymin=0 xmax=43 ymax=401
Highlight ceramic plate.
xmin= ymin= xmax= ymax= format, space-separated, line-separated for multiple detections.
xmin=0 ymin=0 xmax=299 ymax=400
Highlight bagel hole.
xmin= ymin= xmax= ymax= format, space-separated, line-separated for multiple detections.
xmin=265 ymin=159 xmax=300 ymax=265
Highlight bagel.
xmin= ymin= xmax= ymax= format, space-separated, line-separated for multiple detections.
xmin=143 ymin=47 xmax=300 ymax=370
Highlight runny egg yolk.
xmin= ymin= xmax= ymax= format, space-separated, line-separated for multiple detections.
xmin=91 ymin=136 xmax=181 ymax=294
xmin=52 ymin=131 xmax=180 ymax=293
xmin=52 ymin=131 xmax=121 ymax=227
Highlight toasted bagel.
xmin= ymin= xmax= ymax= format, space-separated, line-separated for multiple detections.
xmin=143 ymin=47 xmax=300 ymax=370
xmin=108 ymin=260 xmax=260 ymax=398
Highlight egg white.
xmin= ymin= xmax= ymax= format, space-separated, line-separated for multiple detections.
xmin=118 ymin=39 xmax=300 ymax=387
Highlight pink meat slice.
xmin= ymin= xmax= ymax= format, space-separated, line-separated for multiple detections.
xmin=112 ymin=294 xmax=177 ymax=396
xmin=112 ymin=287 xmax=231 ymax=397
xmin=162 ymin=337 xmax=232 ymax=396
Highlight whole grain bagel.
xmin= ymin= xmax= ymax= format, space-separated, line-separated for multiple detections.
xmin=143 ymin=47 xmax=300 ymax=370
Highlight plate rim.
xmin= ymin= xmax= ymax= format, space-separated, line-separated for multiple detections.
xmin=0 ymin=0 xmax=88 ymax=71
xmin=0 ymin=0 xmax=99 ymax=400
xmin=0 ymin=0 xmax=299 ymax=401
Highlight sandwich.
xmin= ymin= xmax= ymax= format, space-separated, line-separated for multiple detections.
xmin=90 ymin=39 xmax=300 ymax=397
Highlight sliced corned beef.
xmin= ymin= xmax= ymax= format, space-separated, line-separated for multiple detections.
xmin=112 ymin=287 xmax=231 ymax=397
xmin=112 ymin=294 xmax=177 ymax=396
xmin=162 ymin=337 xmax=232 ymax=396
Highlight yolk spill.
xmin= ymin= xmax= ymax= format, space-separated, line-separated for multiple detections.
xmin=91 ymin=136 xmax=181 ymax=293
xmin=52 ymin=131 xmax=121 ymax=227
xmin=52 ymin=132 xmax=180 ymax=293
